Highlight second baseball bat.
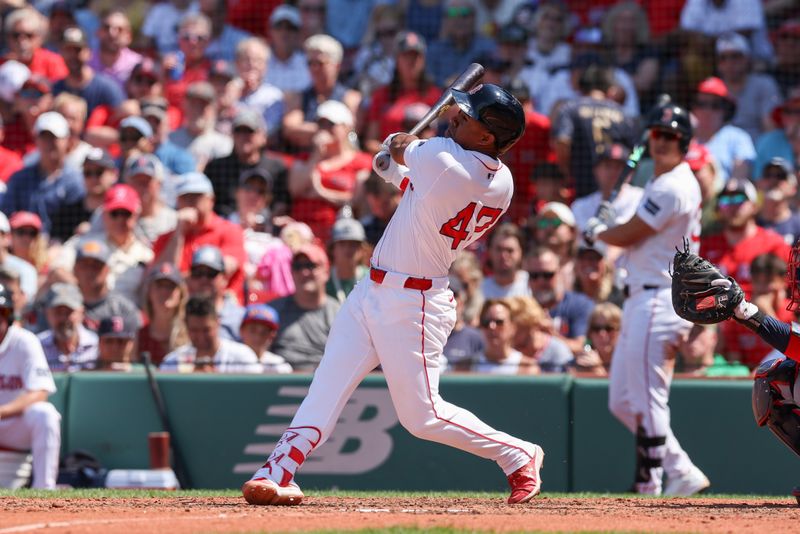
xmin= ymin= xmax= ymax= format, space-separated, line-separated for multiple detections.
xmin=375 ymin=62 xmax=485 ymax=171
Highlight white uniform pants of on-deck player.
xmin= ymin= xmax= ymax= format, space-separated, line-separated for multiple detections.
xmin=608 ymin=287 xmax=696 ymax=489
xmin=285 ymin=276 xmax=536 ymax=475
xmin=0 ymin=401 xmax=61 ymax=489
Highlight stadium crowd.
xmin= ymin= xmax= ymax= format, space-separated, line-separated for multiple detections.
xmin=0 ymin=0 xmax=797 ymax=379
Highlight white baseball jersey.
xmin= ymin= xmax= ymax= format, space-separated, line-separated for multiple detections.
xmin=160 ymin=338 xmax=263 ymax=373
xmin=0 ymin=325 xmax=56 ymax=404
xmin=372 ymin=137 xmax=514 ymax=278
xmin=571 ymin=185 xmax=644 ymax=232
xmin=623 ymin=162 xmax=701 ymax=287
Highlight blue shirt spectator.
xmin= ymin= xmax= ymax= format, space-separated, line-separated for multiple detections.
xmin=427 ymin=34 xmax=495 ymax=87
xmin=206 ymin=24 xmax=251 ymax=62
xmin=155 ymin=139 xmax=197 ymax=176
xmin=325 ymin=0 xmax=384 ymax=49
xmin=550 ymin=291 xmax=595 ymax=342
xmin=704 ymin=124 xmax=757 ymax=184
xmin=53 ymin=73 xmax=125 ymax=115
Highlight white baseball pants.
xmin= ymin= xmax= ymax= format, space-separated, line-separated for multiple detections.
xmin=0 ymin=401 xmax=61 ymax=489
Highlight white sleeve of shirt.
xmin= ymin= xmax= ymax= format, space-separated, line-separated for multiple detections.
xmin=636 ymin=181 xmax=679 ymax=232
xmin=404 ymin=137 xmax=471 ymax=198
xmin=20 ymin=329 xmax=56 ymax=394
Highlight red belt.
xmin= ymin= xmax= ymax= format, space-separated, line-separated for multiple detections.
xmin=370 ymin=267 xmax=433 ymax=291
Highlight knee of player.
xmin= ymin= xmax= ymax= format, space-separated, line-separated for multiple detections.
xmin=396 ymin=411 xmax=435 ymax=439
xmin=24 ymin=402 xmax=62 ymax=427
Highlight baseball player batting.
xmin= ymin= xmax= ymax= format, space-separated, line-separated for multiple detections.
xmin=242 ymin=84 xmax=543 ymax=506
xmin=0 ymin=284 xmax=61 ymax=489
xmin=584 ymin=101 xmax=709 ymax=496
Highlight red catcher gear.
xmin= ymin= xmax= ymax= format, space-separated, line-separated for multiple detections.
xmin=788 ymin=239 xmax=800 ymax=311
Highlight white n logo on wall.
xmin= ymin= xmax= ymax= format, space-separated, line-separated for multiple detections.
xmin=233 ymin=386 xmax=398 ymax=475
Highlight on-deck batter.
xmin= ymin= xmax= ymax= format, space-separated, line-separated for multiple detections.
xmin=0 ymin=283 xmax=61 ymax=489
xmin=242 ymin=84 xmax=544 ymax=506
xmin=585 ymin=102 xmax=710 ymax=496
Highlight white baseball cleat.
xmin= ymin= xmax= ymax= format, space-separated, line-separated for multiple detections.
xmin=663 ymin=466 xmax=710 ymax=497
xmin=242 ymin=477 xmax=304 ymax=506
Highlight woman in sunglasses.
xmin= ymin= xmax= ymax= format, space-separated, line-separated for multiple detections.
xmin=571 ymin=303 xmax=622 ymax=376
xmin=691 ymin=76 xmax=755 ymax=184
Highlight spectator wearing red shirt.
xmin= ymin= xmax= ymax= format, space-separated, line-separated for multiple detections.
xmin=501 ymin=77 xmax=553 ymax=225
xmin=288 ymin=100 xmax=371 ymax=242
xmin=0 ymin=116 xmax=23 ymax=182
xmin=163 ymin=13 xmax=212 ymax=109
xmin=363 ymin=31 xmax=439 ymax=154
xmin=3 ymin=76 xmax=53 ymax=157
xmin=153 ymin=172 xmax=247 ymax=304
xmin=700 ymin=178 xmax=791 ymax=298
xmin=1 ymin=7 xmax=67 ymax=83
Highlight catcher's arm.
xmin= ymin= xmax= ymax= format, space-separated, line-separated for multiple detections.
xmin=733 ymin=301 xmax=800 ymax=362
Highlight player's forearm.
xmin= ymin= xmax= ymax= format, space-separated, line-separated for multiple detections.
xmin=389 ymin=133 xmax=419 ymax=166
xmin=734 ymin=307 xmax=799 ymax=360
xmin=0 ymin=390 xmax=48 ymax=419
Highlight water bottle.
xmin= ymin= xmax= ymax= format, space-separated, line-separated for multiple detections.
xmin=168 ymin=51 xmax=185 ymax=81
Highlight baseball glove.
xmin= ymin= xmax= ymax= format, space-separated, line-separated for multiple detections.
xmin=670 ymin=240 xmax=744 ymax=324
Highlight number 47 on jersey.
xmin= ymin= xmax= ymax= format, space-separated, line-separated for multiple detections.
xmin=439 ymin=202 xmax=502 ymax=250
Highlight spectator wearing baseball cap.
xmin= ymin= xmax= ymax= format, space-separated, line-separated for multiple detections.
xmin=95 ymin=314 xmax=138 ymax=371
xmin=139 ymin=97 xmax=198 ymax=178
xmin=239 ymin=304 xmax=292 ymax=373
xmin=53 ymin=27 xmax=125 ymax=115
xmin=152 ymin=172 xmax=246 ymax=308
xmin=265 ymin=5 xmax=311 ymax=93
xmin=326 ymin=217 xmax=368 ymax=303
xmin=2 ymin=75 xmax=53 ymax=157
xmin=160 ymin=295 xmax=262 ymax=374
xmin=47 ymin=147 xmax=117 ymax=243
xmin=38 ymin=282 xmax=98 ymax=371
xmin=692 ymin=76 xmax=755 ymax=184
xmin=571 ymin=143 xmax=644 ymax=234
xmin=0 ymin=111 xmax=84 ymax=235
xmin=362 ymin=30 xmax=439 ymax=154
xmin=269 ymin=243 xmax=339 ymax=371
xmin=574 ymin=238 xmax=623 ymax=306
xmin=236 ymin=38 xmax=285 ymax=138
xmin=116 ymin=153 xmax=175 ymax=245
xmin=756 ymin=157 xmax=800 ymax=245
xmin=185 ymin=245 xmax=245 ymax=342
xmin=139 ymin=262 xmax=188 ymax=366
xmin=8 ymin=211 xmax=47 ymax=281
xmin=713 ymin=32 xmax=781 ymax=141
xmin=204 ymin=107 xmax=289 ymax=218
xmin=231 ymin=166 xmax=273 ymax=231
xmin=88 ymin=11 xmax=142 ymax=90
xmin=533 ymin=202 xmax=578 ymax=285
xmin=0 ymin=211 xmax=38 ymax=301
xmin=168 ymin=81 xmax=233 ymax=170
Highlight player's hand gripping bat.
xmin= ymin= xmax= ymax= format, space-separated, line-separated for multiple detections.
xmin=374 ymin=62 xmax=485 ymax=171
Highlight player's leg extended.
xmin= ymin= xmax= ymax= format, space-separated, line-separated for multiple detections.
xmin=243 ymin=282 xmax=380 ymax=505
xmin=25 ymin=402 xmax=61 ymax=489
xmin=608 ymin=304 xmax=637 ymax=433
xmin=366 ymin=285 xmax=542 ymax=502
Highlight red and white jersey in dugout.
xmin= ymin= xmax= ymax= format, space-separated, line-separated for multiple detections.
xmin=372 ymin=137 xmax=513 ymax=279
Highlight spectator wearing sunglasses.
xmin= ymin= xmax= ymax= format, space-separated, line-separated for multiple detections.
xmin=524 ymin=246 xmax=594 ymax=356
xmin=756 ymin=157 xmax=800 ymax=245
xmin=691 ymin=77 xmax=755 ymax=185
xmin=754 ymin=84 xmax=800 ymax=178
xmin=481 ymin=223 xmax=530 ymax=299
xmin=571 ymin=302 xmax=622 ymax=377
xmin=269 ymin=243 xmax=339 ymax=372
xmin=141 ymin=0 xmax=199 ymax=55
xmin=8 ymin=212 xmax=47 ymax=285
xmin=163 ymin=13 xmax=213 ymax=109
xmin=265 ymin=5 xmax=311 ymax=94
xmin=90 ymin=11 xmax=142 ymax=90
xmin=531 ymin=202 xmax=577 ymax=288
xmin=463 ymin=299 xmax=535 ymax=374
xmin=55 ymin=184 xmax=153 ymax=305
xmin=700 ymin=178 xmax=790 ymax=299
xmin=184 ymin=245 xmax=244 ymax=342
xmin=0 ymin=7 xmax=67 ymax=83
xmin=49 ymin=147 xmax=117 ymax=243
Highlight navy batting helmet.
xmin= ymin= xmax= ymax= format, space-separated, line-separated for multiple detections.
xmin=647 ymin=102 xmax=693 ymax=153
xmin=450 ymin=83 xmax=526 ymax=154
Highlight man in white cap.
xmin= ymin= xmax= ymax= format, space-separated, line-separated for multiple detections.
xmin=0 ymin=111 xmax=84 ymax=235
xmin=152 ymin=171 xmax=247 ymax=304
xmin=714 ymin=31 xmax=781 ymax=140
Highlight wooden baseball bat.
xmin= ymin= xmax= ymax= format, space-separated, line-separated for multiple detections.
xmin=375 ymin=62 xmax=485 ymax=171
xmin=141 ymin=351 xmax=192 ymax=488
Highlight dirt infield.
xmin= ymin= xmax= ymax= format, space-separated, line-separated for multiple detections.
xmin=1 ymin=495 xmax=799 ymax=533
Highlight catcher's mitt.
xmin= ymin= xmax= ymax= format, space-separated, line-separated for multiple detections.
xmin=670 ymin=240 xmax=744 ymax=324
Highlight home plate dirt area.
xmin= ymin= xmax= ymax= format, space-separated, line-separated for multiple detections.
xmin=1 ymin=495 xmax=799 ymax=533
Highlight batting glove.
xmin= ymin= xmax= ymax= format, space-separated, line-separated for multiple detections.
xmin=583 ymin=217 xmax=608 ymax=246
xmin=381 ymin=132 xmax=402 ymax=152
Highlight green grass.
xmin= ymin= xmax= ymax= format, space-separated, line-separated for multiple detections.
xmin=0 ymin=488 xmax=789 ymax=500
